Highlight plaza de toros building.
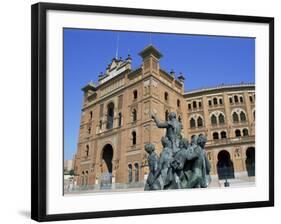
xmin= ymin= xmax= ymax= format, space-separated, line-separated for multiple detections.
xmin=72 ymin=45 xmax=255 ymax=190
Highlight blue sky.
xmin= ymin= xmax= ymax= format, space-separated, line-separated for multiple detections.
xmin=64 ymin=28 xmax=255 ymax=160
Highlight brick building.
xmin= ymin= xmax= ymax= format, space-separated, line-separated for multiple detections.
xmin=72 ymin=45 xmax=255 ymax=190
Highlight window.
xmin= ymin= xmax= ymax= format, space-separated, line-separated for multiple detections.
xmin=88 ymin=126 xmax=91 ymax=134
xmin=132 ymin=131 xmax=136 ymax=145
xmin=253 ymin=110 xmax=255 ymax=120
xmin=213 ymin=98 xmax=218 ymax=105
xmin=190 ymin=118 xmax=196 ymax=128
xmin=197 ymin=117 xmax=203 ymax=127
xmin=178 ymin=115 xmax=182 ymax=123
xmin=85 ymin=145 xmax=89 ymax=157
xmin=164 ymin=92 xmax=168 ymax=101
xmin=249 ymin=96 xmax=253 ymax=102
xmin=234 ymin=95 xmax=239 ymax=103
xmin=188 ymin=104 xmax=191 ymax=110
xmin=106 ymin=102 xmax=114 ymax=129
xmin=219 ymin=98 xmax=223 ymax=105
xmin=133 ymin=90 xmax=138 ymax=99
xmin=235 ymin=129 xmax=241 ymax=137
xmin=89 ymin=111 xmax=93 ymax=120
xmin=229 ymin=97 xmax=233 ymax=104
xmin=128 ymin=164 xmax=133 ymax=183
xmin=221 ymin=131 xmax=227 ymax=139
xmin=240 ymin=96 xmax=244 ymax=103
xmin=165 ymin=110 xmax=169 ymax=121
xmin=208 ymin=100 xmax=212 ymax=106
xmin=198 ymin=102 xmax=202 ymax=108
xmin=218 ymin=114 xmax=225 ymax=124
xmin=193 ymin=101 xmax=197 ymax=108
xmin=240 ymin=111 xmax=246 ymax=122
xmin=243 ymin=128 xmax=249 ymax=136
xmin=213 ymin=132 xmax=219 ymax=140
xmin=132 ymin=109 xmax=137 ymax=122
xmin=232 ymin=112 xmax=239 ymax=123
xmin=99 ymin=120 xmax=102 ymax=130
xmin=134 ymin=163 xmax=139 ymax=182
xmin=177 ymin=99 xmax=181 ymax=108
xmin=118 ymin=112 xmax=122 ymax=127
xmin=211 ymin=115 xmax=217 ymax=125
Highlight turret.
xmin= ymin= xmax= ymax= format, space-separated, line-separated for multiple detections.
xmin=139 ymin=44 xmax=162 ymax=75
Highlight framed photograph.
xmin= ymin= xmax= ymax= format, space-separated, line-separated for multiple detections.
xmin=31 ymin=2 xmax=274 ymax=222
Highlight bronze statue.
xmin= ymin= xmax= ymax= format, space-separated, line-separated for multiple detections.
xmin=144 ymin=144 xmax=161 ymax=190
xmin=145 ymin=112 xmax=211 ymax=191
xmin=151 ymin=112 xmax=182 ymax=154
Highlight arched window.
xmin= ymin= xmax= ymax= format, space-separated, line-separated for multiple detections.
xmin=240 ymin=96 xmax=244 ymax=103
xmin=232 ymin=112 xmax=239 ymax=123
xmin=213 ymin=132 xmax=219 ymax=140
xmin=243 ymin=128 xmax=249 ymax=136
xmin=85 ymin=145 xmax=89 ymax=157
xmin=208 ymin=100 xmax=212 ymax=106
xmin=253 ymin=110 xmax=255 ymax=120
xmin=188 ymin=103 xmax=191 ymax=110
xmin=164 ymin=92 xmax=168 ymax=101
xmin=213 ymin=98 xmax=218 ymax=105
xmin=88 ymin=126 xmax=91 ymax=134
xmin=221 ymin=131 xmax=227 ymax=139
xmin=193 ymin=101 xmax=197 ymax=108
xmin=128 ymin=164 xmax=133 ymax=183
xmin=132 ymin=131 xmax=136 ymax=145
xmin=118 ymin=112 xmax=122 ymax=127
xmin=177 ymin=99 xmax=181 ymax=108
xmin=133 ymin=90 xmax=138 ymax=99
xmin=249 ymin=96 xmax=253 ymax=102
xmin=197 ymin=117 xmax=203 ymax=127
xmin=132 ymin=109 xmax=137 ymax=122
xmin=218 ymin=114 xmax=225 ymax=124
xmin=234 ymin=95 xmax=239 ymax=103
xmin=134 ymin=163 xmax=139 ymax=182
xmin=198 ymin=102 xmax=202 ymax=108
xmin=240 ymin=111 xmax=246 ymax=122
xmin=106 ymin=102 xmax=114 ymax=129
xmin=190 ymin=118 xmax=196 ymax=128
xmin=219 ymin=98 xmax=223 ymax=104
xmin=235 ymin=129 xmax=241 ymax=137
xmin=211 ymin=114 xmax=217 ymax=125
xmin=229 ymin=97 xmax=233 ymax=104
xmin=165 ymin=110 xmax=169 ymax=121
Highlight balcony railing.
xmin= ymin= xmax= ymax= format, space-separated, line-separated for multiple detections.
xmin=206 ymin=136 xmax=255 ymax=147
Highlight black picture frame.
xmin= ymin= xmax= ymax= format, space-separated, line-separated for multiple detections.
xmin=31 ymin=2 xmax=274 ymax=222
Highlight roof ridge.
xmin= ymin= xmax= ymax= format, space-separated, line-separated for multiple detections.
xmin=184 ymin=82 xmax=255 ymax=94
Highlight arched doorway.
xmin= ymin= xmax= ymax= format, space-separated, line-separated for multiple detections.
xmin=246 ymin=147 xmax=255 ymax=176
xmin=217 ymin=150 xmax=235 ymax=180
xmin=100 ymin=144 xmax=113 ymax=189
